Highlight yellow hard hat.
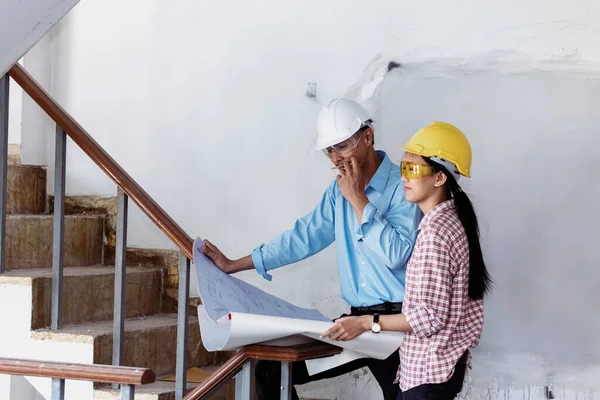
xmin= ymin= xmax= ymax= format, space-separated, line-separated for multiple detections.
xmin=397 ymin=122 xmax=472 ymax=177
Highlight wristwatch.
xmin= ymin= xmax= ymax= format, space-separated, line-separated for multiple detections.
xmin=371 ymin=313 xmax=381 ymax=334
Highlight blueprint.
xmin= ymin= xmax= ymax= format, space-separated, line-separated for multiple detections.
xmin=192 ymin=237 xmax=404 ymax=375
xmin=193 ymin=237 xmax=330 ymax=322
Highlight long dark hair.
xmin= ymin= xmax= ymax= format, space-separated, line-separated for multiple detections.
xmin=424 ymin=158 xmax=492 ymax=300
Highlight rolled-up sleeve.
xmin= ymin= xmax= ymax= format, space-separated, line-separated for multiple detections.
xmin=356 ymin=187 xmax=421 ymax=270
xmin=403 ymin=234 xmax=452 ymax=339
xmin=252 ymin=246 xmax=272 ymax=280
xmin=252 ymin=182 xmax=336 ymax=280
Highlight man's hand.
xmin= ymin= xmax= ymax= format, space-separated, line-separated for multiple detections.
xmin=320 ymin=315 xmax=371 ymax=341
xmin=336 ymin=157 xmax=369 ymax=220
xmin=201 ymin=239 xmax=234 ymax=273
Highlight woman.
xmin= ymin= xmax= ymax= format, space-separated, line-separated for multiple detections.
xmin=321 ymin=122 xmax=492 ymax=399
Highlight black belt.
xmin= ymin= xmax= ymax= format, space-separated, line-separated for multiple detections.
xmin=351 ymin=301 xmax=403 ymax=313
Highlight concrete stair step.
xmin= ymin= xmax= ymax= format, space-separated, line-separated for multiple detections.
xmin=94 ymin=378 xmax=235 ymax=400
xmin=94 ymin=381 xmax=198 ymax=400
xmin=6 ymin=214 xmax=104 ymax=269
xmin=0 ymin=266 xmax=163 ymax=329
xmin=7 ymin=164 xmax=46 ymax=214
xmin=32 ymin=314 xmax=212 ymax=377
xmin=8 ymin=144 xmax=20 ymax=165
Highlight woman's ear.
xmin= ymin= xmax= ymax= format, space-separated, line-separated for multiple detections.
xmin=434 ymin=171 xmax=448 ymax=187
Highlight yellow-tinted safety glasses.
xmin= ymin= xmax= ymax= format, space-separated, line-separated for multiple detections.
xmin=400 ymin=161 xmax=436 ymax=180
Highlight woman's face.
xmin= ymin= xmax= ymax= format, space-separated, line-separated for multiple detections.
xmin=401 ymin=153 xmax=442 ymax=203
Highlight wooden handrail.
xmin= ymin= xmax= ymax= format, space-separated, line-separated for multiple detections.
xmin=184 ymin=342 xmax=342 ymax=400
xmin=7 ymin=64 xmax=193 ymax=259
xmin=0 ymin=358 xmax=155 ymax=385
xmin=184 ymin=350 xmax=248 ymax=400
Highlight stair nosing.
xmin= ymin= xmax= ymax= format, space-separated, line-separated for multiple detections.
xmin=31 ymin=314 xmax=199 ymax=343
xmin=0 ymin=265 xmax=163 ymax=285
xmin=94 ymin=381 xmax=198 ymax=396
xmin=7 ymin=214 xmax=105 ymax=219
xmin=7 ymin=164 xmax=46 ymax=170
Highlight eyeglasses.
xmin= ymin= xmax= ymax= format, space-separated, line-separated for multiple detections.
xmin=322 ymin=130 xmax=365 ymax=157
xmin=400 ymin=161 xmax=436 ymax=180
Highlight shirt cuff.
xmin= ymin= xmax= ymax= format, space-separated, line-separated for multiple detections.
xmin=251 ymin=245 xmax=273 ymax=281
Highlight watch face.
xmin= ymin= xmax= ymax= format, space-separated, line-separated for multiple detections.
xmin=371 ymin=323 xmax=381 ymax=333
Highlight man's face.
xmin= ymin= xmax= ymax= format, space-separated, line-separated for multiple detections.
xmin=325 ymin=128 xmax=372 ymax=166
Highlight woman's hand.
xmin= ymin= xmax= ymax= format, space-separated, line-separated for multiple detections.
xmin=320 ymin=315 xmax=371 ymax=341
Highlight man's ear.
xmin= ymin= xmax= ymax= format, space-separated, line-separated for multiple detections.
xmin=434 ymin=171 xmax=448 ymax=187
xmin=364 ymin=128 xmax=374 ymax=146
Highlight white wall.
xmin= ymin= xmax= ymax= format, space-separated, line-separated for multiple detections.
xmin=0 ymin=0 xmax=80 ymax=76
xmin=20 ymin=0 xmax=600 ymax=397
xmin=0 ymin=375 xmax=44 ymax=400
xmin=8 ymin=72 xmax=22 ymax=145
xmin=20 ymin=36 xmax=56 ymax=166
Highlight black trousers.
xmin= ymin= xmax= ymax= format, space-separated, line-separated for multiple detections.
xmin=397 ymin=350 xmax=468 ymax=400
xmin=255 ymin=303 xmax=403 ymax=400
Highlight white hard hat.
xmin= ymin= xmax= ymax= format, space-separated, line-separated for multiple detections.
xmin=315 ymin=98 xmax=372 ymax=151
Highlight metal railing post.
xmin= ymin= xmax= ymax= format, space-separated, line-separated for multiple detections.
xmin=51 ymin=378 xmax=65 ymax=400
xmin=120 ymin=383 xmax=135 ymax=400
xmin=0 ymin=75 xmax=9 ymax=274
xmin=280 ymin=361 xmax=292 ymax=400
xmin=113 ymin=190 xmax=128 ymax=368
xmin=235 ymin=360 xmax=253 ymax=400
xmin=51 ymin=126 xmax=66 ymax=330
xmin=175 ymin=253 xmax=190 ymax=400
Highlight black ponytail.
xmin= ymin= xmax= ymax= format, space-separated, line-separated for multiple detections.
xmin=424 ymin=158 xmax=492 ymax=300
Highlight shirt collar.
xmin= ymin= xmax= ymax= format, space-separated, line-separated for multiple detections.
xmin=366 ymin=151 xmax=392 ymax=194
xmin=418 ymin=199 xmax=455 ymax=231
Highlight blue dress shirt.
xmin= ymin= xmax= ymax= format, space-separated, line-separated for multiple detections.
xmin=251 ymin=151 xmax=422 ymax=307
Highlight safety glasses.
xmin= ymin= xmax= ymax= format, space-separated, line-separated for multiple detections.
xmin=322 ymin=130 xmax=365 ymax=157
xmin=400 ymin=161 xmax=436 ymax=180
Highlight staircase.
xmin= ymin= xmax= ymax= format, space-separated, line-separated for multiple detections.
xmin=0 ymin=41 xmax=333 ymax=399
xmin=0 ymin=151 xmax=233 ymax=399
xmin=0 ymin=3 xmax=339 ymax=397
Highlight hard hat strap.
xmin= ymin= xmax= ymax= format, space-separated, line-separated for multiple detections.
xmin=430 ymin=157 xmax=462 ymax=182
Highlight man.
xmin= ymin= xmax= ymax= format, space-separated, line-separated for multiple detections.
xmin=202 ymin=98 xmax=422 ymax=400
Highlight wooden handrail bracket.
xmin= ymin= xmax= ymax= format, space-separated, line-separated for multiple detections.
xmin=0 ymin=358 xmax=155 ymax=385
xmin=7 ymin=64 xmax=193 ymax=259
xmin=245 ymin=342 xmax=342 ymax=362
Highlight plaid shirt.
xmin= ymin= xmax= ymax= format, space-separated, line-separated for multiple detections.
xmin=395 ymin=200 xmax=484 ymax=391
